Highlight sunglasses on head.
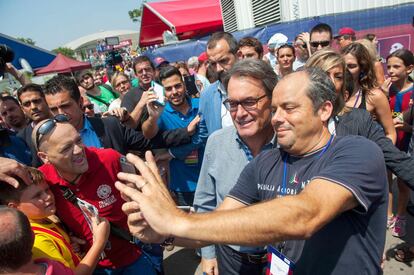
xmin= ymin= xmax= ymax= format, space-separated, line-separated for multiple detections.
xmin=295 ymin=42 xmax=307 ymax=49
xmin=34 ymin=114 xmax=69 ymax=150
xmin=310 ymin=41 xmax=330 ymax=48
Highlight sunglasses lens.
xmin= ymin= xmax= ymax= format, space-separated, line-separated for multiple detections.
xmin=54 ymin=114 xmax=69 ymax=122
xmin=311 ymin=41 xmax=330 ymax=47
xmin=38 ymin=120 xmax=55 ymax=136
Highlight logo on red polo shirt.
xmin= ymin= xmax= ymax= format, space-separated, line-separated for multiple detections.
xmin=97 ymin=184 xmax=112 ymax=199
xmin=97 ymin=184 xmax=117 ymax=208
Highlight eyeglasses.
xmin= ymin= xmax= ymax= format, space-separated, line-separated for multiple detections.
xmin=115 ymin=80 xmax=130 ymax=89
xmin=84 ymin=103 xmax=94 ymax=110
xmin=164 ymin=83 xmax=184 ymax=92
xmin=310 ymin=41 xmax=330 ymax=48
xmin=34 ymin=114 xmax=69 ymax=150
xmin=136 ymin=67 xmax=153 ymax=75
xmin=223 ymin=94 xmax=267 ymax=112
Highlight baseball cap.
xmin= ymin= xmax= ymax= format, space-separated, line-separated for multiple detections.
xmin=267 ymin=33 xmax=288 ymax=50
xmin=198 ymin=52 xmax=208 ymax=63
xmin=334 ymin=27 xmax=356 ymax=39
xmin=154 ymin=57 xmax=169 ymax=68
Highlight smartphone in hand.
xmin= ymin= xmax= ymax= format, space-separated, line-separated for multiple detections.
xmin=184 ymin=75 xmax=199 ymax=96
xmin=151 ymin=81 xmax=166 ymax=106
xmin=120 ymin=156 xmax=136 ymax=174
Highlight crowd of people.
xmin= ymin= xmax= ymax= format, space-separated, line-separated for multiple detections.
xmin=0 ymin=22 xmax=414 ymax=275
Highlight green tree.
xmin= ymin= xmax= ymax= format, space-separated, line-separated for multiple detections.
xmin=128 ymin=8 xmax=142 ymax=22
xmin=17 ymin=37 xmax=35 ymax=45
xmin=52 ymin=47 xmax=75 ymax=59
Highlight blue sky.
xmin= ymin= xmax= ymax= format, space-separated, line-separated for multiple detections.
xmin=0 ymin=0 xmax=145 ymax=50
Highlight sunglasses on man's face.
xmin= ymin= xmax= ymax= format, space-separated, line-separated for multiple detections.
xmin=35 ymin=114 xmax=69 ymax=150
xmin=310 ymin=41 xmax=330 ymax=48
xmin=84 ymin=104 xmax=94 ymax=110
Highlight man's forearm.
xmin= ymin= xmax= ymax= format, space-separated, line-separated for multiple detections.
xmin=172 ymin=196 xmax=317 ymax=246
xmin=129 ymin=103 xmax=145 ymax=129
xmin=171 ymin=181 xmax=356 ymax=247
xmin=142 ymin=116 xmax=159 ymax=139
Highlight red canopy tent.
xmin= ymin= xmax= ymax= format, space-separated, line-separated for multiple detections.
xmin=139 ymin=0 xmax=223 ymax=47
xmin=35 ymin=53 xmax=91 ymax=75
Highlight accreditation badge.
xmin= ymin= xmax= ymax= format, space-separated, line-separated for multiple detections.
xmin=266 ymin=245 xmax=295 ymax=275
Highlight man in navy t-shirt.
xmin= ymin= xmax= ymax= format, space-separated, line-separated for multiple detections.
xmin=116 ymin=68 xmax=388 ymax=275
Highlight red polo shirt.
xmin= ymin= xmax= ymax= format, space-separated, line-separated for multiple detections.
xmin=39 ymin=147 xmax=141 ymax=269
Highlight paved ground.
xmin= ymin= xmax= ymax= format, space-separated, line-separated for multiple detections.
xmin=163 ymin=188 xmax=414 ymax=274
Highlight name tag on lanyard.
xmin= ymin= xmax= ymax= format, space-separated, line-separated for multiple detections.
xmin=267 ymin=245 xmax=295 ymax=275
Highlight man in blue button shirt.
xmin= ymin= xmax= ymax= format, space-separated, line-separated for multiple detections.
xmin=142 ymin=66 xmax=202 ymax=206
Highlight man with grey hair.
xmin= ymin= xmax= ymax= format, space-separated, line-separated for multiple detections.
xmin=117 ymin=68 xmax=387 ymax=274
xmin=187 ymin=56 xmax=199 ymax=73
xmin=194 ymin=59 xmax=276 ymax=274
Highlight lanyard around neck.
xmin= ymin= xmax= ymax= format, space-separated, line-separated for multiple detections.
xmin=281 ymin=134 xmax=334 ymax=196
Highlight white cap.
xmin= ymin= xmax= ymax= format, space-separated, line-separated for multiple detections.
xmin=268 ymin=33 xmax=288 ymax=49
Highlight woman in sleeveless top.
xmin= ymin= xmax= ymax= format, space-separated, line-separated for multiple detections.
xmin=341 ymin=43 xmax=396 ymax=143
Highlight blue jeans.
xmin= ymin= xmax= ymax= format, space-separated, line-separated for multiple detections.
xmin=93 ymin=254 xmax=157 ymax=275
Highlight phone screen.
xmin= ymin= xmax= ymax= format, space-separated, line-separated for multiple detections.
xmin=184 ymin=75 xmax=199 ymax=96
xmin=151 ymin=81 xmax=165 ymax=106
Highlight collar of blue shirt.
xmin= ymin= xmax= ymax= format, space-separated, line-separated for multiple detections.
xmin=164 ymin=96 xmax=195 ymax=114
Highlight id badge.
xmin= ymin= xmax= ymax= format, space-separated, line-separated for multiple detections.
xmin=267 ymin=245 xmax=295 ymax=275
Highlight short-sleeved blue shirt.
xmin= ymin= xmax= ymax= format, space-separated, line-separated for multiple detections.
xmin=158 ymin=98 xmax=201 ymax=192
xmin=228 ymin=136 xmax=387 ymax=275
xmin=80 ymin=116 xmax=102 ymax=149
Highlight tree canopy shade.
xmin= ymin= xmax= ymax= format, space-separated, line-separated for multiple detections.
xmin=139 ymin=0 xmax=223 ymax=47
xmin=52 ymin=47 xmax=75 ymax=59
xmin=17 ymin=37 xmax=36 ymax=45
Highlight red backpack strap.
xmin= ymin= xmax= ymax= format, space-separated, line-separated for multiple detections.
xmin=32 ymin=226 xmax=81 ymax=266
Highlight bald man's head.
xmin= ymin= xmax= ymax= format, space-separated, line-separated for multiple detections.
xmin=34 ymin=122 xmax=88 ymax=177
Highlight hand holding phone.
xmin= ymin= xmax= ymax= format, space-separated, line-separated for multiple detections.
xmin=120 ymin=156 xmax=136 ymax=174
xmin=184 ymin=75 xmax=199 ymax=96
xmin=151 ymin=81 xmax=165 ymax=106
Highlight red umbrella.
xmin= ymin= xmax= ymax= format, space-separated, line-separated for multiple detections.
xmin=139 ymin=0 xmax=223 ymax=47
xmin=35 ymin=53 xmax=91 ymax=75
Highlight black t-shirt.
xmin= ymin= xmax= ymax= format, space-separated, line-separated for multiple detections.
xmin=228 ymin=136 xmax=387 ymax=275
xmin=121 ymin=86 xmax=144 ymax=112
xmin=120 ymin=86 xmax=149 ymax=130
